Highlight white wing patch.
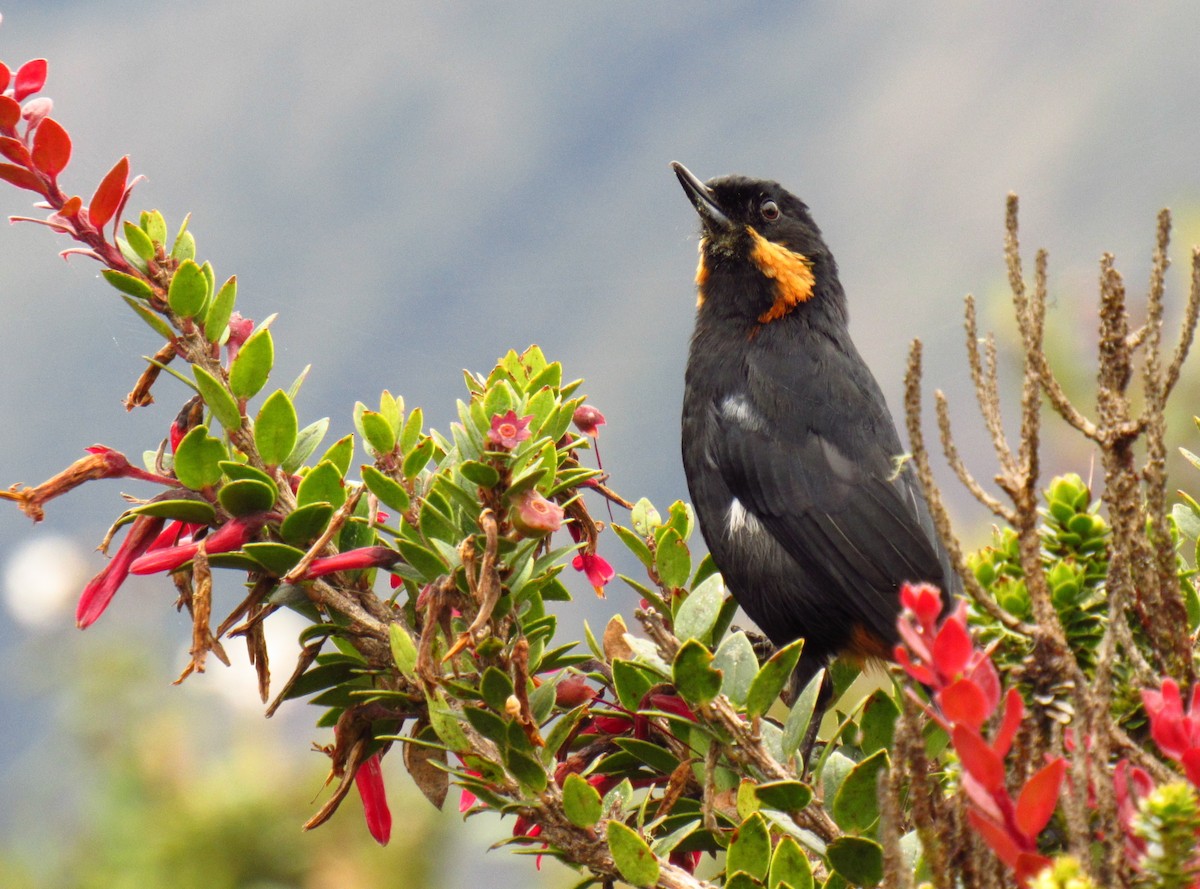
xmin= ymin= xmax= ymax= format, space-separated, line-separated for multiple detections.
xmin=726 ymin=497 xmax=766 ymax=538
xmin=720 ymin=394 xmax=764 ymax=431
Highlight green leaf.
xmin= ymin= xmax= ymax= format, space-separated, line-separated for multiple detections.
xmin=218 ymin=478 xmax=277 ymax=516
xmin=610 ymin=524 xmax=653 ymax=568
xmin=631 ymin=498 xmax=662 ymax=535
xmin=833 ymin=749 xmax=889 ymax=833
xmin=397 ymin=540 xmax=448 ymax=580
xmin=506 ymin=747 xmax=549 ymax=795
xmin=713 ymin=631 xmax=758 ymax=706
xmin=255 ymin=390 xmax=298 ymax=466
xmin=727 ymin=812 xmax=771 ymax=882
xmin=360 ymin=410 xmax=397 ymax=457
xmin=228 ymin=328 xmax=274 ymax=398
xmin=613 ymin=738 xmax=679 ymax=774
xmin=726 ymin=874 xmax=759 ymax=889
xmin=321 ymin=434 xmax=355 ymax=478
xmin=400 ymin=407 xmax=424 ymax=453
xmin=280 ymin=502 xmax=334 ymax=547
xmin=296 ymin=460 xmax=346 ymax=509
xmin=171 ymin=228 xmax=196 ymax=261
xmin=755 ymin=780 xmax=814 ymax=813
xmin=243 ymin=542 xmax=306 ymax=575
xmin=673 ymin=572 xmax=726 ymax=642
xmin=193 ymin=365 xmax=243 ymax=430
xmin=103 ymin=268 xmax=155 ymax=300
xmin=121 ymin=296 xmax=175 ymax=341
xmin=464 ymin=706 xmax=508 ymax=745
xmin=167 ymin=259 xmax=207 ymax=318
xmin=605 ymin=821 xmax=659 ymax=889
xmin=826 ymin=836 xmax=883 ymax=887
xmin=858 ymin=692 xmax=900 ymax=757
xmin=769 ymin=836 xmax=814 ymax=889
xmin=480 ymin=667 xmax=516 ymax=712
xmin=403 ymin=437 xmax=435 ymax=480
xmin=461 ymin=460 xmax=501 ymax=488
xmin=612 ymin=659 xmax=654 ymax=711
xmin=562 ymin=773 xmax=603 ymax=828
xmin=140 ymin=209 xmax=167 ymax=245
xmin=654 ymin=528 xmax=691 ymax=590
xmin=173 ymin=425 xmax=227 ymax=490
xmin=122 ymin=220 xmax=155 ymax=261
xmin=672 ymin=639 xmax=723 ymax=706
xmin=746 ymin=637 xmax=805 ymax=718
xmin=284 ymin=417 xmax=330 ymax=473
xmin=821 ymin=751 xmax=857 ymax=821
xmin=427 ymin=693 xmax=470 ymax=753
xmin=361 ymin=465 xmax=410 ymax=514
xmin=782 ymin=668 xmax=826 ymax=759
xmin=204 ymin=275 xmax=237 ymax=342
xmin=389 ymin=623 xmax=417 ymax=680
xmin=129 ymin=498 xmax=215 ymax=524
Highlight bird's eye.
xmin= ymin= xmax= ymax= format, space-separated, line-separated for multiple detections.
xmin=760 ymin=199 xmax=780 ymax=221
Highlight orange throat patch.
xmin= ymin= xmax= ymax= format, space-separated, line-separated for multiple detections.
xmin=747 ymin=227 xmax=815 ymax=323
xmin=694 ymin=239 xmax=709 ymax=308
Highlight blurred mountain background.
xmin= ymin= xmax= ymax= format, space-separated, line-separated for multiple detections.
xmin=1 ymin=2 xmax=1199 ymax=887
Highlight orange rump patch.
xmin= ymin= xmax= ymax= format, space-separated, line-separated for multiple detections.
xmin=747 ymin=227 xmax=815 ymax=323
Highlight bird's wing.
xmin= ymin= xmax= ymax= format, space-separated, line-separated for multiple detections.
xmin=710 ymin=385 xmax=946 ymax=643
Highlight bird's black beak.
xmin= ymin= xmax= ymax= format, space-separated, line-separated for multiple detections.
xmin=672 ymin=161 xmax=733 ymax=235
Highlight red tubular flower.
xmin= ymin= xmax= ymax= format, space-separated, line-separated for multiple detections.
xmin=304 ymin=546 xmax=401 ymax=579
xmin=572 ymin=552 xmax=614 ymax=595
xmin=129 ymin=513 xmax=267 ymax=575
xmin=353 ymin=754 xmax=392 ymax=846
xmin=487 ymin=410 xmax=532 ymax=449
xmin=76 ymin=514 xmax=165 ymax=628
xmin=572 ymin=404 xmax=606 ymax=438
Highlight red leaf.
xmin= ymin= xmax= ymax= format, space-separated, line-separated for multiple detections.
xmin=1014 ymin=852 xmax=1053 ymax=887
xmin=932 ymin=613 xmax=973 ymax=678
xmin=88 ymin=155 xmax=129 ymax=229
xmin=0 ymin=162 xmax=46 ymax=194
xmin=939 ymin=677 xmax=990 ymax=729
xmin=59 ymin=195 xmax=81 ymax=218
xmin=31 ymin=116 xmax=70 ymax=177
xmin=966 ymin=653 xmax=1002 ymax=716
xmin=992 ymin=688 xmax=1024 ymax=758
xmin=894 ymin=646 xmax=936 ymax=686
xmin=1014 ymin=757 xmax=1065 ymax=840
xmin=900 ymin=581 xmax=944 ymax=626
xmin=966 ymin=808 xmax=1021 ymax=870
xmin=0 ymin=63 xmax=10 ymax=94
xmin=13 ymin=59 xmax=47 ymax=102
xmin=1182 ymin=748 xmax=1200 ymax=787
xmin=0 ymin=135 xmax=29 ymax=166
xmin=953 ymin=724 xmax=1006 ymax=792
xmin=0 ymin=95 xmax=19 ymax=129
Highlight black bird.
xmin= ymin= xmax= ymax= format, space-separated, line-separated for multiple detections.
xmin=672 ymin=162 xmax=956 ymax=692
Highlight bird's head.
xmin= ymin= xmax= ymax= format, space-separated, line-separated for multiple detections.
xmin=672 ymin=162 xmax=842 ymax=326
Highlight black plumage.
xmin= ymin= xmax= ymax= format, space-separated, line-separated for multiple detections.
xmin=672 ymin=162 xmax=957 ymax=690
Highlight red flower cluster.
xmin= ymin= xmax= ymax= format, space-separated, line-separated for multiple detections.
xmin=895 ymin=583 xmax=1065 ymax=886
xmin=1142 ymin=678 xmax=1200 ymax=787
